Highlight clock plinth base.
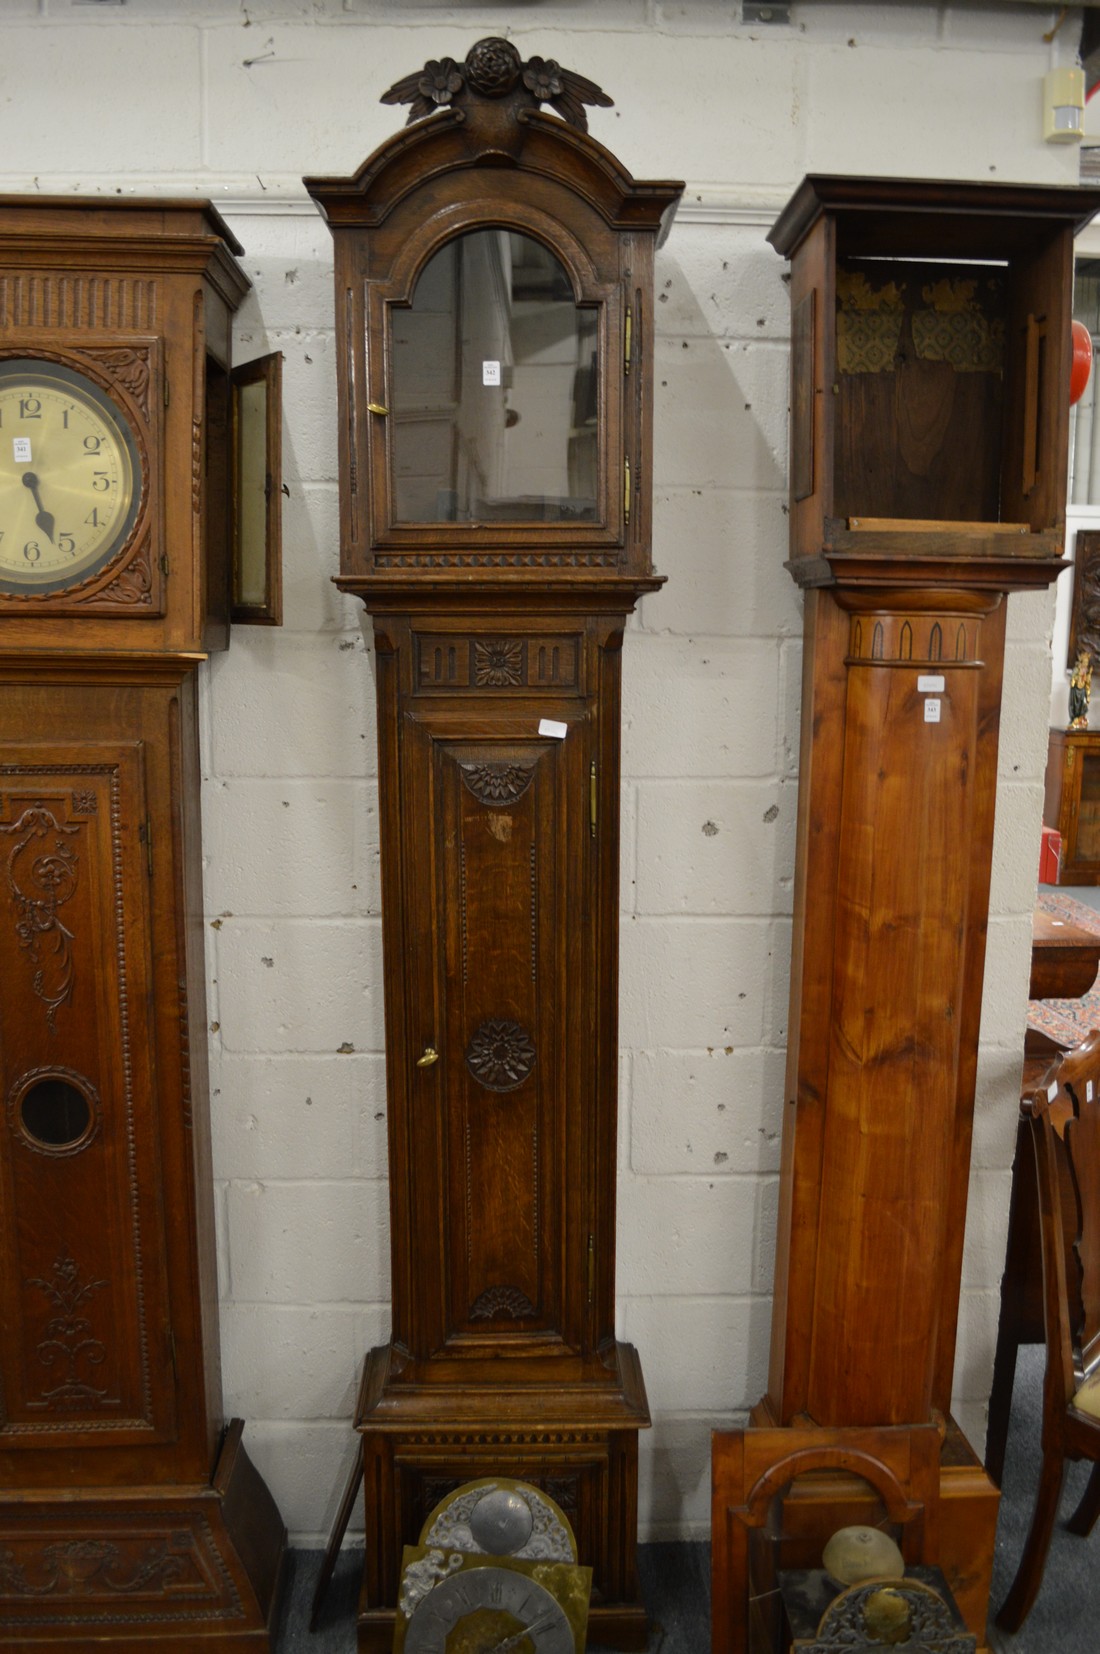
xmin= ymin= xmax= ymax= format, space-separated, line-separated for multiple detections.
xmin=0 ymin=1421 xmax=286 ymax=1650
xmin=353 ymin=1341 xmax=650 ymax=1654
xmin=711 ymin=1410 xmax=998 ymax=1654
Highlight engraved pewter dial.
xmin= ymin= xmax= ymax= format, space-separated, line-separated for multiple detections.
xmin=419 ymin=1480 xmax=577 ymax=1564
xmin=395 ymin=1549 xmax=591 ymax=1654
xmin=405 ymin=1565 xmax=573 ymax=1654
xmin=0 ymin=358 xmax=141 ymax=592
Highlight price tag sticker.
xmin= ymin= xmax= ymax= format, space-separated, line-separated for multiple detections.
xmin=917 ymin=674 xmax=945 ymax=693
xmin=538 ymin=718 xmax=567 ymax=740
xmin=482 ymin=360 xmax=501 ymax=386
xmin=1049 ymin=1082 xmax=1060 ymax=1102
xmin=924 ymin=699 xmax=941 ymax=724
xmin=12 ymin=438 xmax=31 ymax=463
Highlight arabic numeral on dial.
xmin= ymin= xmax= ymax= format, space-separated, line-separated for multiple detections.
xmin=91 ymin=471 xmax=110 ymax=492
xmin=83 ymin=435 xmax=102 ymax=453
xmin=84 ymin=507 xmax=101 ymax=528
xmin=19 ymin=397 xmax=41 ymax=419
xmin=58 ymin=533 xmax=75 ymax=555
xmin=23 ymin=541 xmax=41 ymax=563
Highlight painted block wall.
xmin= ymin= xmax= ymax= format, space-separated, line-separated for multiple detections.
xmin=0 ymin=0 xmax=1082 ymax=1543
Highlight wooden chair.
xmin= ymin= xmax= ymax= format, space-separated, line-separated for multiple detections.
xmin=985 ymin=1051 xmax=1082 ymax=1491
xmin=996 ymin=1026 xmax=1100 ymax=1631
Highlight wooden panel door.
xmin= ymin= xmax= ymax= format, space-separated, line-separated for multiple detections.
xmin=398 ymin=705 xmax=592 ymax=1364
xmin=0 ymin=740 xmax=175 ymax=1449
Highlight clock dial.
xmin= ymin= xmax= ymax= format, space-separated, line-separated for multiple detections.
xmin=0 ymin=358 xmax=142 ymax=594
xmin=404 ymin=1565 xmax=575 ymax=1654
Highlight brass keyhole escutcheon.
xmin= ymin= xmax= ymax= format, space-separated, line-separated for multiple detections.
xmin=416 ymin=1045 xmax=440 ymax=1068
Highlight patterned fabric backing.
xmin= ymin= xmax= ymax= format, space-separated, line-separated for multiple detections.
xmin=1027 ymin=893 xmax=1100 ymax=1047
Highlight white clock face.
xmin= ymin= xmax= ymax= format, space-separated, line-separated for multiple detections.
xmin=0 ymin=358 xmax=142 ymax=595
xmin=404 ymin=1565 xmax=574 ymax=1654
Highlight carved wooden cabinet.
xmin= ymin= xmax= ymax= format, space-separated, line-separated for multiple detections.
xmin=1044 ymin=727 xmax=1100 ymax=883
xmin=306 ymin=38 xmax=681 ymax=1652
xmin=0 ymin=200 xmax=285 ymax=1649
xmin=712 ymin=177 xmax=1100 ymax=1654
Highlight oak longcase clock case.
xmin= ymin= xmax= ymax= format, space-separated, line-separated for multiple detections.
xmin=0 ymin=198 xmax=285 ymax=1649
xmin=306 ymin=37 xmax=682 ymax=1652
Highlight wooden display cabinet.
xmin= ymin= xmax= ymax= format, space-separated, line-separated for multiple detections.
xmin=0 ymin=200 xmax=285 ymax=1649
xmin=1044 ymin=727 xmax=1100 ymax=884
xmin=712 ymin=176 xmax=1100 ymax=1654
xmin=305 ymin=38 xmax=682 ymax=1653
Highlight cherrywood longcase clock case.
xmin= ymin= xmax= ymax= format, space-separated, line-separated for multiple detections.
xmin=710 ymin=177 xmax=1100 ymax=1654
xmin=306 ymin=37 xmax=682 ymax=1652
xmin=0 ymin=200 xmax=285 ymax=1648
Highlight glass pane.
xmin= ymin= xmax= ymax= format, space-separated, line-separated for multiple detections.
xmin=1070 ymin=257 xmax=1100 ymax=504
xmin=236 ymin=376 xmax=269 ymax=607
xmin=20 ymin=1077 xmax=91 ymax=1148
xmin=1078 ymin=752 xmax=1100 ymax=861
xmin=391 ymin=230 xmax=598 ymax=525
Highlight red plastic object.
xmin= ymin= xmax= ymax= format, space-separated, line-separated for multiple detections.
xmin=1040 ymin=823 xmax=1061 ymax=885
xmin=1071 ymin=319 xmax=1093 ymax=405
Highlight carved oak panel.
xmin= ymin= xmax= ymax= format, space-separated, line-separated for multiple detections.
xmin=433 ymin=729 xmax=576 ymax=1345
xmin=0 ymin=744 xmax=173 ymax=1444
xmin=0 ymin=1508 xmax=243 ymax=1630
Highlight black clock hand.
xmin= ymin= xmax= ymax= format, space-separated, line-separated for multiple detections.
xmin=20 ymin=471 xmax=55 ymax=543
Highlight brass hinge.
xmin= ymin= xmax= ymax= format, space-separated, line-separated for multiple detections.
xmin=624 ymin=305 xmax=632 ymax=375
xmin=589 ymin=760 xmax=597 ymax=839
xmin=623 ymin=456 xmax=631 ymax=524
xmin=139 ymin=819 xmax=153 ymax=877
xmin=586 ymin=1233 xmax=595 ymax=1305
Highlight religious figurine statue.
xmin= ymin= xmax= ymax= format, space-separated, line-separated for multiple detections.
xmin=1070 ymin=649 xmax=1093 ymax=729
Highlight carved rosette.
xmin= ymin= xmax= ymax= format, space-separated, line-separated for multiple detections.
xmin=473 ymin=640 xmax=524 ymax=687
xmin=460 ymin=762 xmax=535 ymax=806
xmin=464 ymin=1019 xmax=536 ymax=1092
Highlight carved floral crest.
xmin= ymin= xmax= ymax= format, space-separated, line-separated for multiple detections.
xmin=382 ymin=36 xmax=613 ymax=133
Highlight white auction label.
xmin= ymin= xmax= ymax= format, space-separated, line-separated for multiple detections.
xmin=924 ymin=699 xmax=941 ymax=723
xmin=482 ymin=360 xmax=501 ymax=386
xmin=13 ymin=438 xmax=31 ymax=463
xmin=538 ymin=718 xmax=567 ymax=740
xmin=917 ymin=674 xmax=945 ymax=693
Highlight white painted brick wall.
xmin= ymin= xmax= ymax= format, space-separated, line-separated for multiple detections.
xmin=0 ymin=0 xmax=1081 ymax=1543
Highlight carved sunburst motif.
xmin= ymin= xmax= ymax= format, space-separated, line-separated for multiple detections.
xmin=465 ymin=1019 xmax=536 ymax=1091
xmin=470 ymin=1285 xmax=537 ymax=1321
xmin=460 ymin=762 xmax=534 ymax=805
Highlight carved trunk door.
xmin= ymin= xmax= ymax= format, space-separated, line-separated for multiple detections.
xmin=399 ymin=704 xmax=593 ymax=1362
xmin=0 ymin=742 xmax=175 ymax=1446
